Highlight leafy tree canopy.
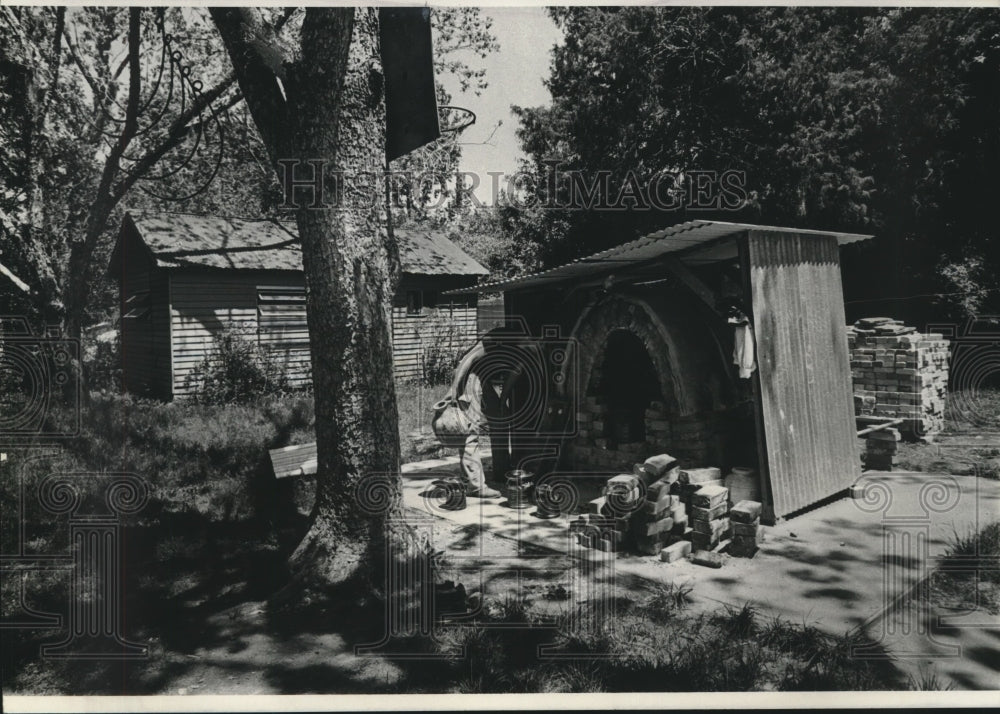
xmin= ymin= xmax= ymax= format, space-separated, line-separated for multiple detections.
xmin=510 ymin=7 xmax=1000 ymax=321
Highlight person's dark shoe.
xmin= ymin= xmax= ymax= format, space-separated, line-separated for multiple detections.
xmin=467 ymin=485 xmax=501 ymax=498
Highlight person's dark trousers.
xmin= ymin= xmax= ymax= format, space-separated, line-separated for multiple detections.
xmin=481 ymin=383 xmax=512 ymax=488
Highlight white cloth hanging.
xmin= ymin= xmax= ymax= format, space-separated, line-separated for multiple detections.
xmin=730 ymin=317 xmax=757 ymax=379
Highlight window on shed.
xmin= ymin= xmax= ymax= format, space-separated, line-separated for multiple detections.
xmin=406 ymin=290 xmax=423 ymax=315
xmin=122 ymin=290 xmax=150 ymax=319
xmin=257 ymin=286 xmax=308 ymax=348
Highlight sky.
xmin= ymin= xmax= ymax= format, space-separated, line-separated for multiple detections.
xmin=437 ymin=7 xmax=564 ymax=203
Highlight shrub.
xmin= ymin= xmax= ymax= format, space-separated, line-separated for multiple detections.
xmin=184 ymin=327 xmax=289 ymax=404
xmin=419 ymin=312 xmax=470 ymax=387
xmin=86 ymin=332 xmax=122 ymax=392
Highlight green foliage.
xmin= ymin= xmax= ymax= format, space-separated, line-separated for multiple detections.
xmin=944 ymin=522 xmax=1000 ymax=586
xmin=419 ymin=311 xmax=471 ymax=387
xmin=643 ymin=582 xmax=693 ymax=622
xmin=184 ymin=327 xmax=291 ymax=404
xmin=85 ymin=331 xmax=121 ymax=392
xmin=402 ymin=590 xmax=904 ymax=692
xmin=511 ymin=7 xmax=1000 ymax=322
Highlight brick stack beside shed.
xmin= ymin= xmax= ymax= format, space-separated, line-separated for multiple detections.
xmin=847 ymin=317 xmax=950 ymax=438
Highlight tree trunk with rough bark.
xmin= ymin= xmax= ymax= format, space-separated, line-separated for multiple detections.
xmin=211 ymin=7 xmax=402 ymax=594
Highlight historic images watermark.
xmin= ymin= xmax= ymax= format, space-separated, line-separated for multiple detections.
xmin=1 ymin=457 xmax=151 ymax=660
xmin=277 ymin=160 xmax=749 ymax=213
xmin=0 ymin=317 xmax=81 ymax=443
xmin=352 ymin=320 xmax=623 ymax=660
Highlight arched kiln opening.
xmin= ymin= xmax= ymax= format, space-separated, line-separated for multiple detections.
xmin=591 ymin=330 xmax=662 ymax=445
xmin=567 ymin=293 xmax=731 ymax=472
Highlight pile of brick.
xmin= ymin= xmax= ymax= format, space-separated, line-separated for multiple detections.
xmin=569 ymin=453 xmax=682 ymax=555
xmin=847 ymin=317 xmax=950 ymax=437
xmin=689 ymin=483 xmax=730 ymax=552
xmin=568 ymin=454 xmax=765 ymax=565
xmin=572 ymin=397 xmax=653 ymax=470
xmin=864 ymin=426 xmax=901 ymax=471
xmin=571 ymin=396 xmax=719 ymax=471
xmin=629 ymin=456 xmax=685 ymax=555
xmin=729 ymin=500 xmax=764 ymax=557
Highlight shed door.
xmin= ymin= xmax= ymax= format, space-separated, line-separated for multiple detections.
xmin=748 ymin=231 xmax=861 ymax=518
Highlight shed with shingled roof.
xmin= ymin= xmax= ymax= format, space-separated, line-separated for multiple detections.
xmin=109 ymin=211 xmax=487 ymax=398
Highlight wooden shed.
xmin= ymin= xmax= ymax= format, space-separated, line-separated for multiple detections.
xmin=109 ymin=212 xmax=488 ymax=399
xmin=446 ymin=221 xmax=873 ymax=522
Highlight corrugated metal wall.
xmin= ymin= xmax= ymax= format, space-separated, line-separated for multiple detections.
xmin=748 ymin=231 xmax=861 ymax=517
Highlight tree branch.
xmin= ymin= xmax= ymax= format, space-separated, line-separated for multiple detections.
xmin=37 ymin=7 xmax=65 ymax=128
xmin=112 ymin=75 xmax=240 ymax=200
xmin=209 ymin=6 xmax=292 ymax=167
xmin=83 ymin=7 xmax=140 ymax=242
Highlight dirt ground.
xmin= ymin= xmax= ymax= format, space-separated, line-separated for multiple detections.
xmin=5 ymin=509 xmax=611 ymax=695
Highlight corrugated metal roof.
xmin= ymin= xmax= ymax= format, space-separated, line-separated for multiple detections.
xmin=125 ymin=212 xmax=488 ymax=276
xmin=448 ymin=220 xmax=872 ymax=294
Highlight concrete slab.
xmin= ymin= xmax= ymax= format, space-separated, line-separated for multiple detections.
xmin=401 ymin=461 xmax=1000 ymax=639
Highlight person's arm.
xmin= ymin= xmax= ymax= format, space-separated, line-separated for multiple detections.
xmin=449 ymin=340 xmax=486 ymax=397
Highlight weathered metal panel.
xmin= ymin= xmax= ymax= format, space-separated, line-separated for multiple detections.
xmin=748 ymin=231 xmax=861 ymax=517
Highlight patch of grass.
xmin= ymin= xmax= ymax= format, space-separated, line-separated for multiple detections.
xmin=908 ymin=667 xmax=955 ymax=691
xmin=641 ymin=582 xmax=693 ymax=622
xmin=944 ymin=387 xmax=1000 ymax=434
xmin=884 ymin=388 xmax=1000 ymax=478
xmin=397 ymin=378 xmax=449 ymax=463
xmin=400 ymin=595 xmax=906 ymax=692
xmin=930 ymin=522 xmax=1000 ymax=615
xmin=944 ymin=522 xmax=1000 ymax=583
xmin=715 ymin=603 xmax=758 ymax=639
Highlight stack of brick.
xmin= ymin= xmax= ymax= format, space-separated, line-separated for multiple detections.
xmin=628 ymin=456 xmax=684 ymax=555
xmin=677 ymin=467 xmax=723 ymax=512
xmin=569 ymin=470 xmax=644 ymax=554
xmin=568 ymin=452 xmax=682 ymax=555
xmin=689 ymin=483 xmax=730 ymax=552
xmin=847 ymin=318 xmax=950 ymax=437
xmin=729 ymin=500 xmax=763 ymax=557
xmin=572 ymin=396 xmax=653 ymax=470
xmin=865 ymin=427 xmax=901 ymax=471
xmin=644 ymin=401 xmax=672 ymax=447
xmin=569 ymin=511 xmax=627 ymax=553
xmin=670 ymin=414 xmax=715 ymax=466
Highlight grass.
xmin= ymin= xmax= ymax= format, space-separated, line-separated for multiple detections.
xmin=396 ymin=378 xmax=450 ymax=463
xmin=930 ymin=522 xmax=1000 ymax=615
xmin=394 ymin=591 xmax=906 ymax=693
xmin=880 ymin=387 xmax=1000 ymax=479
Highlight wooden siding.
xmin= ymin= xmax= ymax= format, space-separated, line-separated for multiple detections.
xmin=747 ymin=231 xmax=861 ymax=518
xmin=168 ymin=270 xmax=479 ymax=396
xmin=118 ymin=232 xmax=171 ymax=398
xmin=169 ymin=270 xmax=305 ymax=397
xmin=391 ymin=299 xmax=479 ymax=381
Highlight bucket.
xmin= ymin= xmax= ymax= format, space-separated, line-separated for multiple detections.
xmin=725 ymin=466 xmax=760 ymax=505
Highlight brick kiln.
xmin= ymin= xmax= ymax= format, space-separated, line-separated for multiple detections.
xmin=446 ymin=220 xmax=875 ymax=522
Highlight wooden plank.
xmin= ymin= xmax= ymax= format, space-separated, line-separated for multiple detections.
xmin=269 ymin=442 xmax=318 ymax=478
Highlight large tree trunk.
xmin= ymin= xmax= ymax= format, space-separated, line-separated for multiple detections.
xmin=285 ymin=9 xmax=402 ymax=592
xmin=212 ymin=7 xmax=403 ymax=594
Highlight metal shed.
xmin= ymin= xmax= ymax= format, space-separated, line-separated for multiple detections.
xmin=448 ymin=220 xmax=873 ymax=521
